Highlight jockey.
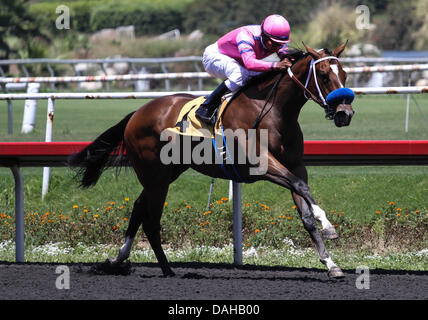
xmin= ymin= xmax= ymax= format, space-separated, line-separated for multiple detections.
xmin=196 ymin=14 xmax=293 ymax=125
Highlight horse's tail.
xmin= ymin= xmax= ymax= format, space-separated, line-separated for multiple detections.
xmin=68 ymin=111 xmax=135 ymax=188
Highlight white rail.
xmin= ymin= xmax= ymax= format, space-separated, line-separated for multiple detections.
xmin=1 ymin=87 xmax=428 ymax=100
xmin=0 ymin=72 xmax=212 ymax=84
xmin=1 ymin=64 xmax=428 ymax=85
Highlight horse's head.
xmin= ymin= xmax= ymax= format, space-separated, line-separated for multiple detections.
xmin=301 ymin=42 xmax=355 ymax=127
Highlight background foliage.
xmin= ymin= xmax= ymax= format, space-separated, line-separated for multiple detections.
xmin=1 ymin=0 xmax=428 ymax=62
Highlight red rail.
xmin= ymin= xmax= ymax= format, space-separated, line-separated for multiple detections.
xmin=1 ymin=140 xmax=428 ymax=166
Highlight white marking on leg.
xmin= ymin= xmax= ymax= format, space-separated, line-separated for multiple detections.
xmin=322 ymin=256 xmax=338 ymax=270
xmin=117 ymin=236 xmax=134 ymax=262
xmin=312 ymin=205 xmax=334 ymax=230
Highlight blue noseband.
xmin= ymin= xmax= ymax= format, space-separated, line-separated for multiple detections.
xmin=326 ymin=87 xmax=355 ymax=106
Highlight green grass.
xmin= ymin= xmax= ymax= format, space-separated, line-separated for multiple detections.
xmin=1 ymin=94 xmax=427 ymax=268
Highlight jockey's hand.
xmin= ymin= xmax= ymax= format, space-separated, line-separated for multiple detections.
xmin=275 ymin=58 xmax=292 ymax=71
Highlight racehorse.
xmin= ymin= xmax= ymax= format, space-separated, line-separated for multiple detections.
xmin=69 ymin=43 xmax=355 ymax=278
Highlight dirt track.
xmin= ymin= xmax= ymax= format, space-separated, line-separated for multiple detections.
xmin=1 ymin=261 xmax=427 ymax=302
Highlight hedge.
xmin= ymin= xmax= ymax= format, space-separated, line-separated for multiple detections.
xmin=29 ymin=0 xmax=193 ymax=35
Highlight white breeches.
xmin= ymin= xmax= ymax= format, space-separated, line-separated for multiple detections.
xmin=202 ymin=43 xmax=261 ymax=92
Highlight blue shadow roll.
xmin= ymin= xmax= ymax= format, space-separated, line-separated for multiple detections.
xmin=326 ymin=87 xmax=355 ymax=106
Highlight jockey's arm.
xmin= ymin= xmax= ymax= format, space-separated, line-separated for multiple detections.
xmin=240 ymin=49 xmax=278 ymax=72
xmin=236 ymin=30 xmax=278 ymax=72
xmin=237 ymin=32 xmax=291 ymax=72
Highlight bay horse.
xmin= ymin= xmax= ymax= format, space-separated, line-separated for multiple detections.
xmin=69 ymin=43 xmax=355 ymax=278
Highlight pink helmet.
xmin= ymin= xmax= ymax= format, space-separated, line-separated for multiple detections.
xmin=261 ymin=14 xmax=290 ymax=44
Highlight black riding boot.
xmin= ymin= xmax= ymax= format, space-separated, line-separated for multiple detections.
xmin=195 ymin=81 xmax=229 ymax=125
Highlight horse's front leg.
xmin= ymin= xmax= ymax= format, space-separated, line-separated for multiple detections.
xmin=264 ymin=156 xmax=344 ymax=278
xmin=290 ymin=164 xmax=338 ymax=240
xmin=291 ymin=191 xmax=343 ymax=278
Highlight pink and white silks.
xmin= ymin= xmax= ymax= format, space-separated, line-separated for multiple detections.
xmin=202 ymin=25 xmax=289 ymax=92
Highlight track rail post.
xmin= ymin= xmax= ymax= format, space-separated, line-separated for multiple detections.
xmin=233 ymin=182 xmax=242 ymax=265
xmin=11 ymin=166 xmax=24 ymax=262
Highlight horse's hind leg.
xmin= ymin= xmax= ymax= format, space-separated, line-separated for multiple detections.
xmin=112 ymin=190 xmax=146 ymax=264
xmin=112 ymin=184 xmax=174 ymax=276
xmin=140 ymin=183 xmax=175 ymax=277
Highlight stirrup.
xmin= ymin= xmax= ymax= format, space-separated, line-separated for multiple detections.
xmin=196 ymin=106 xmax=218 ymax=126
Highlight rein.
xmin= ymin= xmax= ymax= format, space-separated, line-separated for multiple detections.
xmin=250 ymin=72 xmax=285 ymax=129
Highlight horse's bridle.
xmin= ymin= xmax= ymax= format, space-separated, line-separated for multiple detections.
xmin=251 ymin=55 xmax=351 ymax=129
xmin=287 ymin=56 xmax=342 ymax=119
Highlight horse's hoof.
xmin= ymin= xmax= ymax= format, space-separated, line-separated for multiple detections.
xmin=328 ymin=266 xmax=344 ymax=279
xmin=163 ymin=269 xmax=176 ymax=277
xmin=90 ymin=258 xmax=132 ymax=275
xmin=322 ymin=227 xmax=339 ymax=240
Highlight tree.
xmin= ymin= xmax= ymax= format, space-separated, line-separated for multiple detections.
xmin=0 ymin=0 xmax=49 ymax=63
xmin=184 ymin=0 xmax=318 ymax=36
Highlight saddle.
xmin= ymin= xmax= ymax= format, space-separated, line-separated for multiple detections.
xmin=165 ymin=93 xmax=252 ymax=183
xmin=165 ymin=94 xmax=232 ymax=139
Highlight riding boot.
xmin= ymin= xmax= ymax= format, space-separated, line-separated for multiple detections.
xmin=195 ymin=81 xmax=229 ymax=125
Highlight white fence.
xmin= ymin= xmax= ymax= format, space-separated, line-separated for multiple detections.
xmin=1 ymin=64 xmax=428 ymax=85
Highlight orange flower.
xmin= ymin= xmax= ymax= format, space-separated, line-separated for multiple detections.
xmin=186 ymin=205 xmax=191 ymax=208
xmin=123 ymin=217 xmax=127 ymax=221
xmin=376 ymin=210 xmax=381 ymax=214
xmin=287 ymin=216 xmax=293 ymax=220
xmin=221 ymin=197 xmax=228 ymax=201
xmin=217 ymin=200 xmax=223 ymax=204
xmin=255 ymin=229 xmax=261 ymax=233
xmin=73 ymin=205 xmax=78 ymax=209
xmin=389 ymin=201 xmax=395 ymax=206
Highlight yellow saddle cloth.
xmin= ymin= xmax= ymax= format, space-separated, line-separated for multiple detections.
xmin=165 ymin=95 xmax=230 ymax=139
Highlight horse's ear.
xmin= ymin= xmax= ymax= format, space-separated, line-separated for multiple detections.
xmin=334 ymin=40 xmax=348 ymax=58
xmin=302 ymin=42 xmax=321 ymax=60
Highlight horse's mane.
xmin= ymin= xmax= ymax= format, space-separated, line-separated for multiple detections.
xmin=242 ymin=48 xmax=309 ymax=88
